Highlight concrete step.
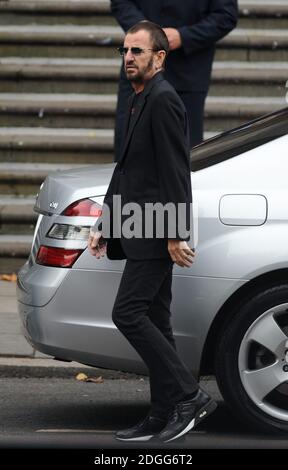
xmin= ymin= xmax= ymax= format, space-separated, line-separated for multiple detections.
xmin=0 ymin=1 xmax=115 ymax=26
xmin=0 ymin=234 xmax=32 ymax=256
xmin=0 ymin=14 xmax=115 ymax=27
xmin=0 ymin=26 xmax=287 ymax=61
xmin=240 ymin=0 xmax=288 ymax=17
xmin=239 ymin=1 xmax=288 ymax=28
xmin=239 ymin=17 xmax=288 ymax=29
xmin=0 ymin=0 xmax=114 ymax=26
xmin=0 ymin=57 xmax=121 ymax=80
xmin=0 ymin=162 xmax=83 ymax=195
xmin=212 ymin=61 xmax=288 ymax=83
xmin=0 ymin=56 xmax=121 ymax=94
xmin=0 ymin=24 xmax=123 ymax=44
xmin=0 ymin=232 xmax=32 ymax=275
xmin=0 ymin=92 xmax=116 ymax=128
xmin=206 ymin=96 xmax=286 ymax=116
xmin=0 ymin=92 xmax=116 ymax=114
xmin=0 ymin=0 xmax=111 ymax=13
xmin=0 ymin=127 xmax=114 ymax=151
xmin=0 ymin=196 xmax=36 ymax=235
xmin=210 ymin=61 xmax=288 ymax=97
xmin=0 ymin=58 xmax=286 ymax=96
xmin=0 ymin=127 xmax=218 ymax=164
xmin=0 ymin=93 xmax=284 ymax=129
xmin=0 ymin=196 xmax=35 ymax=222
xmin=0 ymin=126 xmax=115 ymax=163
xmin=0 ymin=127 xmax=115 ymax=163
xmin=0 ymin=148 xmax=114 ymax=164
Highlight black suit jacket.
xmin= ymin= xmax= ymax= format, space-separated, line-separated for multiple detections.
xmin=94 ymin=72 xmax=192 ymax=260
xmin=111 ymin=0 xmax=238 ymax=92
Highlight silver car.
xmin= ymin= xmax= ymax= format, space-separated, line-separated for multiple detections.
xmin=17 ymin=107 xmax=288 ymax=434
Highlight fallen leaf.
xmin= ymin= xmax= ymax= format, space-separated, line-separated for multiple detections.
xmin=86 ymin=376 xmax=104 ymax=384
xmin=75 ymin=373 xmax=104 ymax=383
xmin=0 ymin=273 xmax=17 ymax=282
xmin=76 ymin=373 xmax=88 ymax=381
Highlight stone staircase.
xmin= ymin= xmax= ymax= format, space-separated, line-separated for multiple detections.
xmin=0 ymin=0 xmax=287 ymax=272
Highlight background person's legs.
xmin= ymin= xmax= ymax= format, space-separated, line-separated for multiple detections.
xmin=112 ymin=258 xmax=199 ymax=417
xmin=177 ymin=91 xmax=207 ymax=149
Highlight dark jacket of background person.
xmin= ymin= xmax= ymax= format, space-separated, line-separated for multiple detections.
xmin=111 ymin=0 xmax=238 ymax=93
xmin=95 ymin=72 xmax=192 ymax=261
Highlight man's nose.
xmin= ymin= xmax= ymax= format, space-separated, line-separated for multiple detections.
xmin=125 ymin=49 xmax=135 ymax=61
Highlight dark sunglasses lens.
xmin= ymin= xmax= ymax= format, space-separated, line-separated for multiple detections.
xmin=118 ymin=47 xmax=127 ymax=55
xmin=118 ymin=47 xmax=144 ymax=56
xmin=131 ymin=47 xmax=143 ymax=55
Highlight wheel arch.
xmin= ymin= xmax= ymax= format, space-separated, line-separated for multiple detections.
xmin=200 ymin=268 xmax=288 ymax=376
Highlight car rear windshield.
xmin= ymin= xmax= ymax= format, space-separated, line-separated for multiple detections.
xmin=191 ymin=107 xmax=288 ymax=172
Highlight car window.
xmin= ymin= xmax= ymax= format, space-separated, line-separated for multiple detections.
xmin=191 ymin=107 xmax=288 ymax=172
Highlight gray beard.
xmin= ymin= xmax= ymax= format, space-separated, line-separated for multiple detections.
xmin=126 ymin=56 xmax=154 ymax=83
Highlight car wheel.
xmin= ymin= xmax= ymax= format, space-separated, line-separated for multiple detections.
xmin=215 ymin=284 xmax=288 ymax=434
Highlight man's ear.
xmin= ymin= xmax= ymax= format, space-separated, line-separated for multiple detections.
xmin=158 ymin=50 xmax=167 ymax=68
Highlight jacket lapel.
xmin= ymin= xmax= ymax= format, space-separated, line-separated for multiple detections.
xmin=118 ymin=72 xmax=165 ymax=165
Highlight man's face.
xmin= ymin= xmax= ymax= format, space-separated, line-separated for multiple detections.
xmin=123 ymin=30 xmax=157 ymax=84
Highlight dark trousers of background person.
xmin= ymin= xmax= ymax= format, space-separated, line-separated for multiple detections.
xmin=114 ymin=76 xmax=206 ymax=162
xmin=112 ymin=257 xmax=199 ymax=419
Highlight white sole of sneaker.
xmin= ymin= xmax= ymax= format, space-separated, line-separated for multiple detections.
xmin=115 ymin=434 xmax=154 ymax=442
xmin=163 ymin=400 xmax=218 ymax=443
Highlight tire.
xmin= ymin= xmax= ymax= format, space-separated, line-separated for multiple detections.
xmin=215 ymin=284 xmax=288 ymax=434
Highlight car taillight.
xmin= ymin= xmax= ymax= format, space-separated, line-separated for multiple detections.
xmin=36 ymin=246 xmax=84 ymax=268
xmin=62 ymin=199 xmax=102 ymax=217
xmin=47 ymin=224 xmax=90 ymax=240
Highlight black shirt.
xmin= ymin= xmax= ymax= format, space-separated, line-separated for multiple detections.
xmin=127 ymin=91 xmax=142 ymax=135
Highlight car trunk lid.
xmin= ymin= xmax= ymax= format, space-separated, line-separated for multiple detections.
xmin=34 ymin=163 xmax=115 ymax=215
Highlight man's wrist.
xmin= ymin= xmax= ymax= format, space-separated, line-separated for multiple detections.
xmin=90 ymin=228 xmax=102 ymax=237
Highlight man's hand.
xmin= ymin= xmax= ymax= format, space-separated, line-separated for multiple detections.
xmin=162 ymin=28 xmax=182 ymax=50
xmin=87 ymin=230 xmax=107 ymax=259
xmin=168 ymin=240 xmax=195 ymax=267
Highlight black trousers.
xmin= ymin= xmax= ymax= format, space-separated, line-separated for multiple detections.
xmin=112 ymin=258 xmax=199 ymax=419
xmin=178 ymin=91 xmax=206 ymax=149
xmin=114 ymin=75 xmax=207 ymax=161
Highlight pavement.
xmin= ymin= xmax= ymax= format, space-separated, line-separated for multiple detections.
xmin=0 ymin=279 xmax=138 ymax=379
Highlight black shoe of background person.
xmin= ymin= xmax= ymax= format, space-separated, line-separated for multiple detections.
xmin=157 ymin=388 xmax=217 ymax=443
xmin=115 ymin=413 xmax=167 ymax=442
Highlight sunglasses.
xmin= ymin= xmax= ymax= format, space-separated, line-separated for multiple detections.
xmin=117 ymin=46 xmax=160 ymax=56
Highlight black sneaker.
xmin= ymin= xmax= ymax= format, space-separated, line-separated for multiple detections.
xmin=115 ymin=414 xmax=167 ymax=442
xmin=157 ymin=388 xmax=217 ymax=443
